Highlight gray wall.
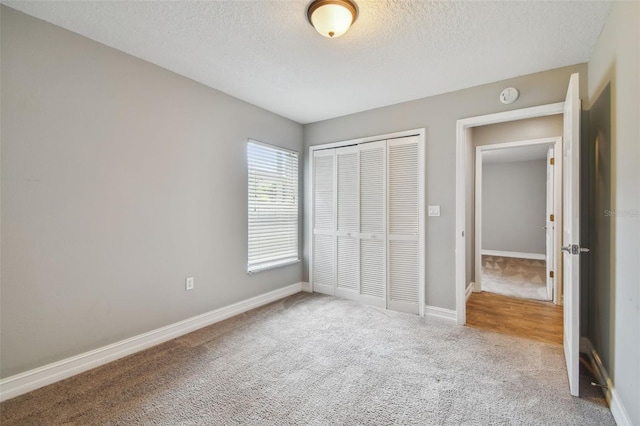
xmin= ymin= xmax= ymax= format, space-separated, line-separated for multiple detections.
xmin=303 ymin=64 xmax=587 ymax=310
xmin=481 ymin=160 xmax=546 ymax=254
xmin=587 ymin=1 xmax=639 ymax=423
xmin=0 ymin=7 xmax=303 ymax=378
xmin=472 ymin=116 xmax=564 ymax=147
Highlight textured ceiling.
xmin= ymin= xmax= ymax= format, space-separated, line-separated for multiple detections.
xmin=3 ymin=1 xmax=612 ymax=124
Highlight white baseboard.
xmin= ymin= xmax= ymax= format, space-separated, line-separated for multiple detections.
xmin=0 ymin=282 xmax=304 ymax=402
xmin=610 ymin=387 xmax=633 ymax=426
xmin=465 ymin=283 xmax=474 ymax=301
xmin=580 ymin=337 xmax=632 ymax=425
xmin=425 ymin=305 xmax=457 ymax=323
xmin=481 ymin=250 xmax=545 ymax=261
xmin=301 ymin=282 xmax=311 ymax=292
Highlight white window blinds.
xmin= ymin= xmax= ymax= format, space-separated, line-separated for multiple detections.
xmin=247 ymin=140 xmax=299 ymax=273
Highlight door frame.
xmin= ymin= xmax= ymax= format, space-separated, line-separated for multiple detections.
xmin=545 ymin=146 xmax=555 ymax=302
xmin=455 ymin=103 xmax=564 ymax=325
xmin=474 ymin=137 xmax=562 ymax=303
xmin=309 ymin=128 xmax=426 ymax=316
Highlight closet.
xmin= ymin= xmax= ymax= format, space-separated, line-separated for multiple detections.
xmin=310 ymin=132 xmax=425 ymax=315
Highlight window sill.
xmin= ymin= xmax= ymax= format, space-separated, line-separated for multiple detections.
xmin=247 ymin=258 xmax=300 ymax=274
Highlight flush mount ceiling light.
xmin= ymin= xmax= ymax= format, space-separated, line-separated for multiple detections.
xmin=307 ymin=0 xmax=358 ymax=38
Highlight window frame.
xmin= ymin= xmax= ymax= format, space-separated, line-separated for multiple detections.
xmin=246 ymin=139 xmax=300 ymax=274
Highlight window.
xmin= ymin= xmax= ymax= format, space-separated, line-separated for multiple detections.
xmin=247 ymin=140 xmax=299 ymax=273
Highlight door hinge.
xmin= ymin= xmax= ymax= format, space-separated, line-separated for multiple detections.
xmin=550 ymin=157 xmax=555 ymax=165
xmin=550 ymin=271 xmax=554 ymax=278
xmin=550 ymin=214 xmax=554 ymax=222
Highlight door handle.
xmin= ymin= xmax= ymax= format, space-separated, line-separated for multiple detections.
xmin=562 ymin=245 xmax=591 ymax=254
xmin=542 ymin=226 xmax=548 ymax=230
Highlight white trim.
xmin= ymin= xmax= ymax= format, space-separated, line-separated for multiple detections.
xmin=425 ymin=305 xmax=457 ymax=322
xmin=458 ymin=102 xmax=565 ymax=128
xmin=465 ymin=283 xmax=474 ymax=301
xmin=247 ymin=138 xmax=298 ymax=155
xmin=247 ymin=258 xmax=300 ymax=274
xmin=417 ymin=133 xmax=426 ymax=317
xmin=474 ymin=137 xmax=561 ymax=294
xmin=0 ymin=282 xmax=304 ymax=402
xmin=301 ymin=282 xmax=312 ymax=292
xmin=474 ymin=146 xmax=483 ymax=292
xmin=308 ymin=128 xmax=425 ymax=151
xmin=552 ymin=140 xmax=563 ymax=305
xmin=611 ymin=388 xmax=633 ymax=426
xmin=481 ymin=250 xmax=546 ymax=261
xmin=455 ymin=102 xmax=564 ymax=325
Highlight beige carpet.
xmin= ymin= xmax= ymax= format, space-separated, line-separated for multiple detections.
xmin=0 ymin=292 xmax=612 ymax=425
xmin=481 ymin=255 xmax=549 ymax=301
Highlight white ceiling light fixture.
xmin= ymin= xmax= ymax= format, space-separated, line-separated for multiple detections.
xmin=307 ymin=0 xmax=358 ymax=38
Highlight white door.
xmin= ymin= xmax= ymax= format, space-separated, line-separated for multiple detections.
xmin=387 ymin=136 xmax=421 ymax=314
xmin=562 ymin=73 xmax=582 ymax=397
xmin=312 ymin=149 xmax=336 ymax=295
xmin=335 ymin=146 xmax=360 ymax=301
xmin=545 ymin=147 xmax=555 ymax=301
xmin=359 ymin=141 xmax=387 ymax=308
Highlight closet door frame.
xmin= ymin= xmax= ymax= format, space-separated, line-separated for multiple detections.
xmin=309 ymin=128 xmax=426 ymax=316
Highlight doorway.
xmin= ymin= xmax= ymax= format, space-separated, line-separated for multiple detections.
xmin=474 ymin=138 xmax=562 ymax=304
xmin=454 ymin=102 xmax=565 ymax=325
xmin=456 ymin=73 xmax=583 ymax=397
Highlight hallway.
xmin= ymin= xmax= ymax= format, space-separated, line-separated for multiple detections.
xmin=466 ymin=291 xmax=563 ymax=345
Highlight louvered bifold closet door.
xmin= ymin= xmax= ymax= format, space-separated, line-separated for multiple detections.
xmin=312 ymin=149 xmax=336 ymax=295
xmin=359 ymin=141 xmax=386 ymax=308
xmin=335 ymin=146 xmax=360 ymax=301
xmin=387 ymin=136 xmax=421 ymax=314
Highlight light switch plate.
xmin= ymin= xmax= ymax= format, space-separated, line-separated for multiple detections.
xmin=185 ymin=277 xmax=194 ymax=291
xmin=428 ymin=205 xmax=441 ymax=217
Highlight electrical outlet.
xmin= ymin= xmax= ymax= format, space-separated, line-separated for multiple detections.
xmin=185 ymin=277 xmax=194 ymax=291
xmin=428 ymin=205 xmax=441 ymax=217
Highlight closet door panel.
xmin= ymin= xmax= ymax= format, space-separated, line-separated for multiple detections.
xmin=359 ymin=141 xmax=386 ymax=307
xmin=313 ymin=234 xmax=334 ymax=295
xmin=336 ymin=147 xmax=359 ymax=233
xmin=360 ymin=143 xmax=385 ymax=235
xmin=388 ymin=141 xmax=419 ymax=235
xmin=387 ymin=137 xmax=420 ymax=314
xmin=388 ymin=239 xmax=419 ymax=313
xmin=336 ymin=236 xmax=359 ymax=300
xmin=312 ymin=150 xmax=335 ymax=295
xmin=335 ymin=146 xmax=359 ymax=299
xmin=313 ymin=152 xmax=335 ymax=231
xmin=360 ymin=239 xmax=386 ymax=307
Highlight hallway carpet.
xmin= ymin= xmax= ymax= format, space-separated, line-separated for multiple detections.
xmin=481 ymin=255 xmax=549 ymax=301
xmin=0 ymin=292 xmax=613 ymax=425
